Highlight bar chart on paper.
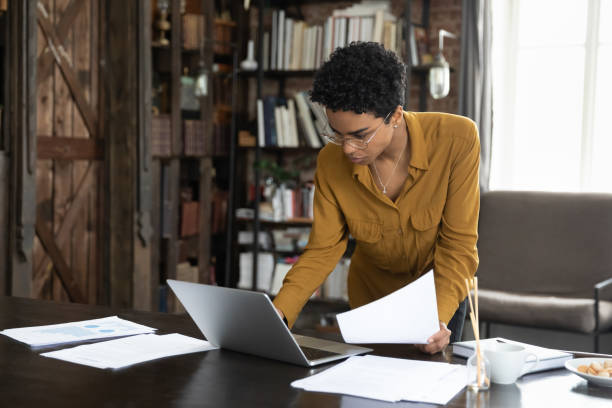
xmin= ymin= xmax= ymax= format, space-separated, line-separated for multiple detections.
xmin=0 ymin=316 xmax=157 ymax=348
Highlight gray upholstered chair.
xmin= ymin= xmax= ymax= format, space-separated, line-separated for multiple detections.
xmin=477 ymin=191 xmax=612 ymax=352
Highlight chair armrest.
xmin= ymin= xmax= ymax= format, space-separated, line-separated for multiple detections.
xmin=595 ymin=277 xmax=612 ymax=292
xmin=595 ymin=277 xmax=612 ymax=302
xmin=594 ymin=277 xmax=612 ymax=331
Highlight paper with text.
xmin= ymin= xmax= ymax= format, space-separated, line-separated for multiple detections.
xmin=292 ymin=355 xmax=466 ymax=404
xmin=41 ymin=333 xmax=218 ymax=369
xmin=336 ymin=270 xmax=439 ymax=343
xmin=0 ymin=316 xmax=157 ymax=348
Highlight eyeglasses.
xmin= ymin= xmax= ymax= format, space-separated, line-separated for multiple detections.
xmin=323 ymin=111 xmax=393 ymax=150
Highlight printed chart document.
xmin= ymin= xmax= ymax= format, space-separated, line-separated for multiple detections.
xmin=0 ymin=316 xmax=156 ymax=347
xmin=336 ymin=271 xmax=439 ymax=343
xmin=41 ymin=333 xmax=218 ymax=369
xmin=292 ymin=355 xmax=467 ymax=404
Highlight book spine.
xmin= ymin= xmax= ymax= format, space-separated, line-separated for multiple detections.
xmin=271 ymin=10 xmax=277 ymax=70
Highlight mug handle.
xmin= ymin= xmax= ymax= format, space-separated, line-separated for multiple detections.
xmin=521 ymin=353 xmax=540 ymax=376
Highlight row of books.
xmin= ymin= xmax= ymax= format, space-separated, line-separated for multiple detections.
xmin=237 ymin=252 xmax=276 ymax=292
xmin=151 ymin=115 xmax=230 ymax=157
xmin=264 ymin=2 xmax=402 ymax=72
xmin=263 ymin=183 xmax=315 ymax=222
xmin=256 ymin=91 xmax=328 ymax=149
xmin=238 ymin=228 xmax=311 ymax=253
xmin=237 ymin=253 xmax=349 ymax=301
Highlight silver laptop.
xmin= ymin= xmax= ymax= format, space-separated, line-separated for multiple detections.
xmin=167 ymin=279 xmax=372 ymax=366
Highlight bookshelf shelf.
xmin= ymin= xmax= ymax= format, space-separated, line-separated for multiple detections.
xmin=237 ymin=217 xmax=313 ymax=227
xmin=411 ymin=64 xmax=456 ymax=74
xmin=239 ymin=67 xmax=441 ymax=78
xmin=238 ymin=69 xmax=317 ymax=78
xmin=238 ymin=145 xmax=320 ymax=153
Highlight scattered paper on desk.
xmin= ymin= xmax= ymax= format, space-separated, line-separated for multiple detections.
xmin=41 ymin=333 xmax=218 ymax=369
xmin=291 ymin=355 xmax=466 ymax=404
xmin=0 ymin=316 xmax=156 ymax=348
xmin=336 ymin=271 xmax=439 ymax=343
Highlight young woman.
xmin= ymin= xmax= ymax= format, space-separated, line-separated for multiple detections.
xmin=273 ymin=42 xmax=480 ymax=354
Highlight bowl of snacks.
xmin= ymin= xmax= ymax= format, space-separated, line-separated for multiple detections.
xmin=565 ymin=358 xmax=612 ymax=387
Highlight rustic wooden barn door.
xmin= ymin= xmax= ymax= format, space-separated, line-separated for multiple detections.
xmin=33 ymin=0 xmax=101 ymax=304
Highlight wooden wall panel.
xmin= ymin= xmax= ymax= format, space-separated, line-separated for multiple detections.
xmin=88 ymin=1 xmax=101 ymax=306
xmin=0 ymin=153 xmax=8 ymax=295
xmin=33 ymin=0 xmax=54 ymax=300
xmin=34 ymin=0 xmax=101 ymax=304
xmin=71 ymin=0 xmax=91 ymax=302
xmin=87 ymin=165 xmax=99 ymax=303
xmin=9 ymin=0 xmax=37 ymax=297
xmin=106 ymin=0 xmax=137 ymax=308
xmin=33 ymin=161 xmax=53 ymax=299
xmin=133 ymin=0 xmax=154 ymax=311
xmin=51 ymin=0 xmax=73 ymax=302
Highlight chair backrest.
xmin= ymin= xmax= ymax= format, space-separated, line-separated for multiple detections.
xmin=477 ymin=191 xmax=612 ymax=298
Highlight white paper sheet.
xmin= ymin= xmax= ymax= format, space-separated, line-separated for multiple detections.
xmin=41 ymin=333 xmax=218 ymax=369
xmin=0 ymin=316 xmax=157 ymax=348
xmin=291 ymin=355 xmax=466 ymax=404
xmin=336 ymin=270 xmax=439 ymax=343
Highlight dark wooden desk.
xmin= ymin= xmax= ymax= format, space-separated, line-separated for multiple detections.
xmin=1 ymin=296 xmax=611 ymax=407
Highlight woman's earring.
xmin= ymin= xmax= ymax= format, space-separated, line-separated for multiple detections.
xmin=393 ymin=124 xmax=398 ymax=128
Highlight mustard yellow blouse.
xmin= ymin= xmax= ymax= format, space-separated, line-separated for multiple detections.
xmin=273 ymin=111 xmax=480 ymax=328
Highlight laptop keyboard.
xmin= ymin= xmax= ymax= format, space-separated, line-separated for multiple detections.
xmin=299 ymin=346 xmax=341 ymax=361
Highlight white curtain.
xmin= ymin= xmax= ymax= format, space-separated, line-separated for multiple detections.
xmin=459 ymin=0 xmax=493 ymax=192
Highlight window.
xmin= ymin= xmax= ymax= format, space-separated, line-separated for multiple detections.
xmin=490 ymin=0 xmax=612 ymax=192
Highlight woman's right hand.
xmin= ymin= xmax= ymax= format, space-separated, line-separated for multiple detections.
xmin=274 ymin=307 xmax=285 ymax=321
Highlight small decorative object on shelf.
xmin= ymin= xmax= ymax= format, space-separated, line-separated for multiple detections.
xmin=194 ymin=66 xmax=209 ymax=98
xmin=194 ymin=36 xmax=209 ymax=98
xmin=180 ymin=68 xmax=200 ymax=111
xmin=429 ymin=29 xmax=457 ymax=99
xmin=238 ymin=130 xmax=256 ymax=147
xmin=240 ymin=40 xmax=258 ymax=71
xmin=154 ymin=0 xmax=171 ymax=47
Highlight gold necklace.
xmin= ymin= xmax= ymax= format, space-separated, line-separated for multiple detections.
xmin=373 ymin=147 xmax=404 ymax=195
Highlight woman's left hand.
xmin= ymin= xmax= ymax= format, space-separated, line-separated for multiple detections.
xmin=415 ymin=321 xmax=451 ymax=354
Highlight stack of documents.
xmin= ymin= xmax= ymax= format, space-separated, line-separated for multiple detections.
xmin=41 ymin=333 xmax=218 ymax=369
xmin=0 ymin=316 xmax=156 ymax=347
xmin=292 ymin=355 xmax=467 ymax=404
xmin=336 ymin=271 xmax=440 ymax=344
xmin=1 ymin=317 xmax=218 ymax=370
xmin=452 ymin=337 xmax=572 ymax=373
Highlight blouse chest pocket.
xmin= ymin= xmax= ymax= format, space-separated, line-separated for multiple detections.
xmin=410 ymin=205 xmax=444 ymax=266
xmin=346 ymin=218 xmax=390 ymax=269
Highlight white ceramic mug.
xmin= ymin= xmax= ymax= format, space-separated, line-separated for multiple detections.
xmin=483 ymin=343 xmax=539 ymax=384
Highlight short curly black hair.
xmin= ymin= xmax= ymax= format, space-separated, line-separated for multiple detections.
xmin=310 ymin=42 xmax=406 ymax=122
